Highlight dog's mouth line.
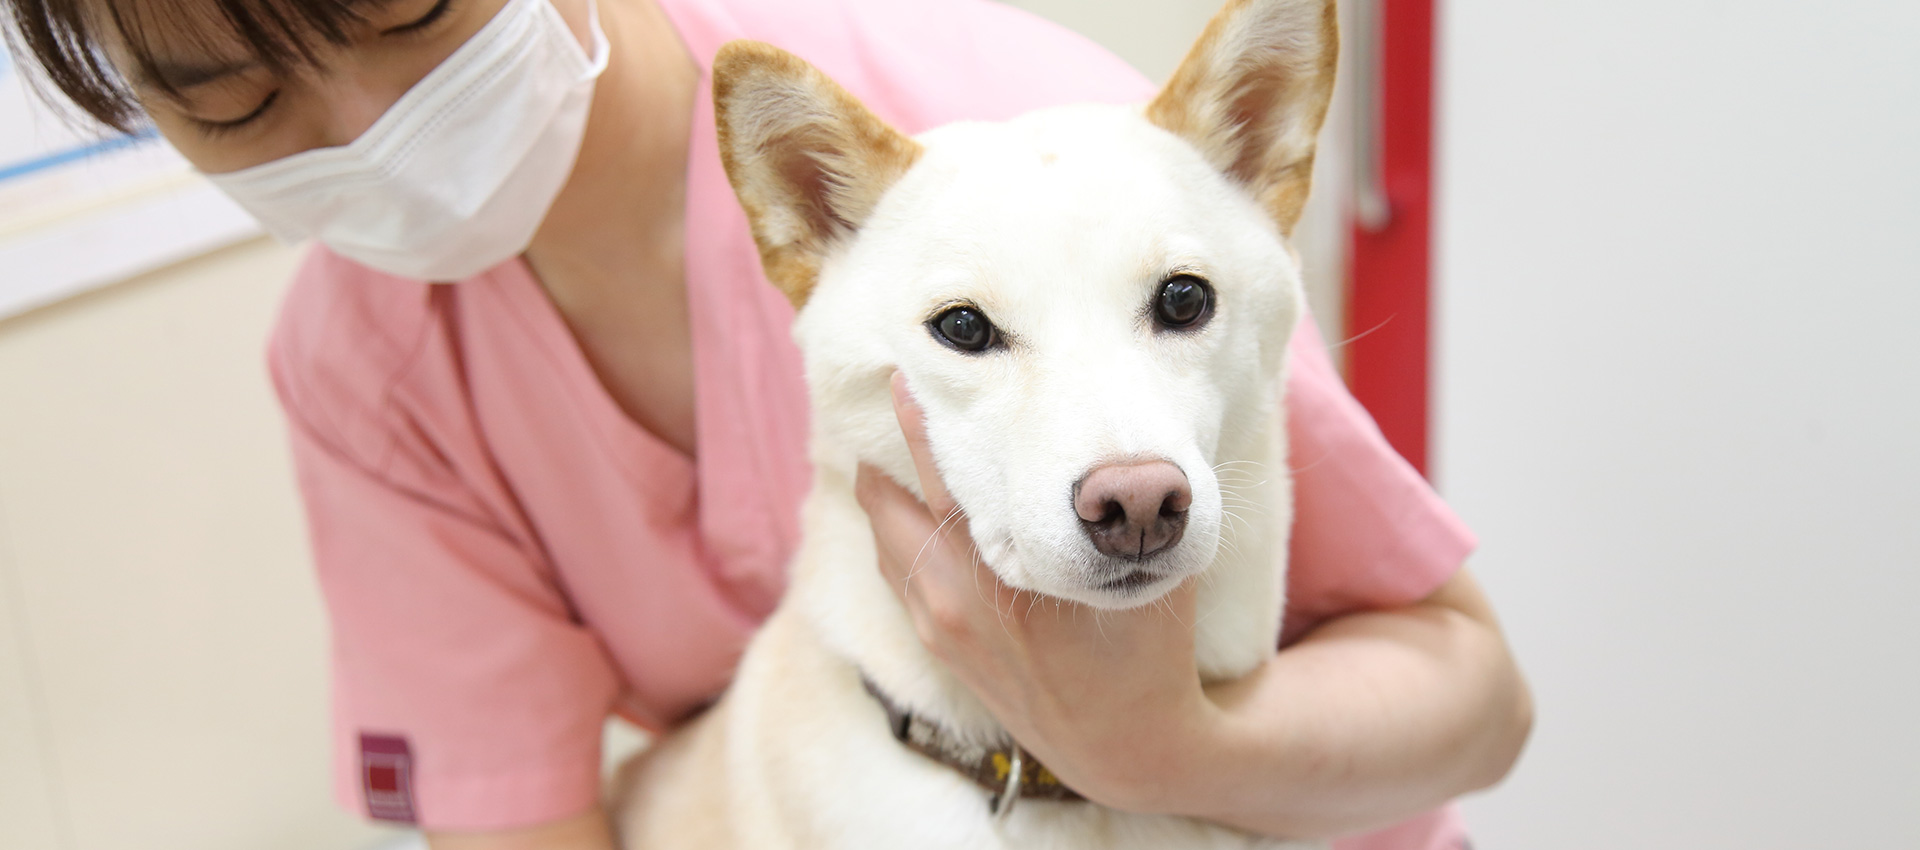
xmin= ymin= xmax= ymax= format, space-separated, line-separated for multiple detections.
xmin=1096 ymin=568 xmax=1166 ymax=592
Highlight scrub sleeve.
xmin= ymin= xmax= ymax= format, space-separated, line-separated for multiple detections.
xmin=285 ymin=417 xmax=620 ymax=829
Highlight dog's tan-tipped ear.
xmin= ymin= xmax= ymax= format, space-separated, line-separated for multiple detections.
xmin=713 ymin=41 xmax=923 ymax=308
xmin=1146 ymin=0 xmax=1338 ymax=236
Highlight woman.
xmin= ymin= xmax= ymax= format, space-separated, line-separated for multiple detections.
xmin=1 ymin=0 xmax=1532 ymax=847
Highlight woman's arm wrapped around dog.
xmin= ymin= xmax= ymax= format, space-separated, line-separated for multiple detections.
xmin=425 ymin=806 xmax=615 ymax=850
xmin=855 ymin=373 xmax=1533 ymax=840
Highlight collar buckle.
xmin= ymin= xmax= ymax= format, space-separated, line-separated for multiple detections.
xmin=990 ymin=745 xmax=1026 ymax=819
xmin=861 ymin=675 xmax=1085 ymax=815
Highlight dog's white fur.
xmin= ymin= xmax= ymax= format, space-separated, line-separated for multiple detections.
xmin=611 ymin=1 xmax=1338 ymax=846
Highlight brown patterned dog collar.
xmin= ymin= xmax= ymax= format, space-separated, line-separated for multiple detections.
xmin=861 ymin=677 xmax=1085 ymax=816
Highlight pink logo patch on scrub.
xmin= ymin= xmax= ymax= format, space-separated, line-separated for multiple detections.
xmin=360 ymin=732 xmax=418 ymax=823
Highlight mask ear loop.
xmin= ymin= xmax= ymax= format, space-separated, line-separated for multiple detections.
xmin=576 ymin=0 xmax=611 ymax=76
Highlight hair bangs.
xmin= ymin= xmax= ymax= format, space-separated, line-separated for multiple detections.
xmin=3 ymin=0 xmax=380 ymax=132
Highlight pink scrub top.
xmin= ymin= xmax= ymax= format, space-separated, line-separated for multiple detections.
xmin=267 ymin=0 xmax=1478 ymax=843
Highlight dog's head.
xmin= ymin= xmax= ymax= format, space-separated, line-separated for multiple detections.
xmin=716 ymin=0 xmax=1336 ymax=610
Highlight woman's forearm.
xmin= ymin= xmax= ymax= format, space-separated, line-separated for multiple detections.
xmin=1158 ymin=569 xmax=1533 ymax=839
xmin=426 ymin=805 xmax=617 ymax=850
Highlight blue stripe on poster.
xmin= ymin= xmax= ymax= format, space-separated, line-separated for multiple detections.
xmin=0 ymin=127 xmax=162 ymax=185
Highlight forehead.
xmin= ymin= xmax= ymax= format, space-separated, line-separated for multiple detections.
xmin=866 ymin=104 xmax=1275 ymax=293
xmin=97 ymin=0 xmax=392 ymax=84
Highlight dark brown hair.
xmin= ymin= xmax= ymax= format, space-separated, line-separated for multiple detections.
xmin=2 ymin=0 xmax=378 ymax=132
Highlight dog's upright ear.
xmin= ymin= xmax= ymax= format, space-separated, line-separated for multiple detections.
xmin=1146 ymin=0 xmax=1338 ymax=236
xmin=713 ymin=41 xmax=924 ymax=308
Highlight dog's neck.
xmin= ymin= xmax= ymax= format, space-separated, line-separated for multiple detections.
xmin=786 ymin=395 xmax=1292 ymax=745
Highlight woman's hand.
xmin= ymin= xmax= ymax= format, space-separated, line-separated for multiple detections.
xmin=853 ymin=372 xmax=1223 ymax=811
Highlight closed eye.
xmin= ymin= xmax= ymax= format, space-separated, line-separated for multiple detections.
xmin=191 ymin=90 xmax=281 ymax=136
xmin=383 ymin=0 xmax=457 ymax=35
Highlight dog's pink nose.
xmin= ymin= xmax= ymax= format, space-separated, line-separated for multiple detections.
xmin=1074 ymin=460 xmax=1191 ymax=560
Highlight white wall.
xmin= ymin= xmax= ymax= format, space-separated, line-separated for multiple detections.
xmin=0 ymin=238 xmax=397 ymax=850
xmin=1435 ymin=1 xmax=1920 ymax=846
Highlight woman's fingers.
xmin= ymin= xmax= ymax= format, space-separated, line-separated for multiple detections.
xmin=854 ymin=464 xmax=927 ymax=599
xmin=854 ymin=461 xmax=975 ymax=597
xmin=889 ymin=371 xmax=959 ymax=521
xmin=855 ymin=460 xmax=991 ymax=656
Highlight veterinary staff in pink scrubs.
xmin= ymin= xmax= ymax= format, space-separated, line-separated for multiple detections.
xmin=1 ymin=0 xmax=1532 ymax=846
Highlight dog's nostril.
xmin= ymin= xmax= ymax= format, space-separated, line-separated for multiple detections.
xmin=1074 ymin=460 xmax=1191 ymax=562
xmin=1159 ymin=492 xmax=1186 ymax=519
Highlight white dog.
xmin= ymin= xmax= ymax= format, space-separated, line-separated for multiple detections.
xmin=612 ymin=0 xmax=1337 ymax=845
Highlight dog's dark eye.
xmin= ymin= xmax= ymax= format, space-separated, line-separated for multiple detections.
xmin=930 ymin=306 xmax=997 ymax=352
xmin=1154 ymin=275 xmax=1213 ymax=329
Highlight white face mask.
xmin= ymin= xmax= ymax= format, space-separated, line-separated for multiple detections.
xmin=207 ymin=0 xmax=609 ymax=281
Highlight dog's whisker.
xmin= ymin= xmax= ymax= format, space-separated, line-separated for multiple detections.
xmin=1219 ymin=532 xmax=1251 ymax=557
xmin=1215 ymin=534 xmax=1246 ymax=557
xmin=1210 ymin=465 xmax=1267 ymax=482
xmin=1218 ymin=506 xmax=1253 ymax=530
xmin=1192 ymin=600 xmax=1224 ymax=628
xmin=1211 ymin=459 xmax=1267 ymax=469
xmin=1156 ymin=595 xmax=1190 ymax=629
xmin=905 ymin=505 xmax=969 ymax=593
xmin=969 ymin=548 xmax=996 ymax=611
xmin=972 ymin=551 xmax=1022 ymax=638
xmin=1288 ymin=455 xmax=1329 ymax=475
xmin=1325 ymin=314 xmax=1395 ymax=351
